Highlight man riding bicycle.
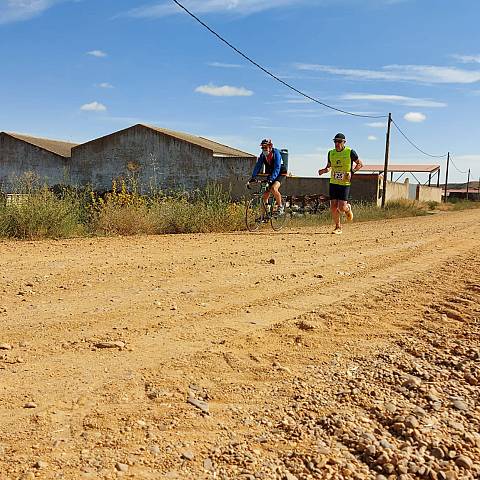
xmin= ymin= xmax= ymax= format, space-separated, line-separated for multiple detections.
xmin=247 ymin=138 xmax=287 ymax=214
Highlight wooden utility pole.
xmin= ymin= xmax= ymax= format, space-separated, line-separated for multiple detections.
xmin=381 ymin=113 xmax=392 ymax=208
xmin=443 ymin=152 xmax=450 ymax=202
xmin=466 ymin=168 xmax=471 ymax=200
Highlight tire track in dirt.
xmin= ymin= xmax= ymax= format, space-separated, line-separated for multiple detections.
xmin=0 ymin=209 xmax=479 ymax=479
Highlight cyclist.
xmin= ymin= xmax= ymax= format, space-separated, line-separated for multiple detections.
xmin=318 ymin=133 xmax=363 ymax=234
xmin=248 ymin=138 xmax=287 ymax=214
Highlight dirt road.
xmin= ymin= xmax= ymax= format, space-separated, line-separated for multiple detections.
xmin=1 ymin=210 xmax=479 ymax=479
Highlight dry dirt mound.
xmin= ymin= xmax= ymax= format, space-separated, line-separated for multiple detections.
xmin=0 ymin=209 xmax=479 ymax=479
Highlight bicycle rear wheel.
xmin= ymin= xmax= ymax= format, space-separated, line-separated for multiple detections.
xmin=270 ymin=206 xmax=287 ymax=231
xmin=245 ymin=197 xmax=265 ymax=232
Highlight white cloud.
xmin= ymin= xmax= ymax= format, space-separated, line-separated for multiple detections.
xmin=366 ymin=122 xmax=387 ymax=128
xmin=404 ymin=112 xmax=426 ymax=123
xmin=207 ymin=62 xmax=243 ymax=68
xmin=195 ymin=84 xmax=253 ymax=97
xmin=80 ymin=101 xmax=107 ymax=112
xmin=285 ymin=98 xmax=314 ymax=104
xmin=119 ymin=0 xmax=414 ymax=18
xmin=121 ymin=0 xmax=313 ymax=19
xmin=87 ymin=50 xmax=107 ymax=58
xmin=0 ymin=0 xmax=65 ymax=24
xmin=266 ymin=94 xmax=315 ymax=105
xmin=368 ymin=135 xmax=378 ymax=141
xmin=97 ymin=82 xmax=114 ymax=88
xmin=282 ymin=94 xmax=314 ymax=104
xmin=451 ymin=54 xmax=480 ymax=64
xmin=332 ymin=110 xmax=382 ymax=117
xmin=342 ymin=93 xmax=446 ymax=108
xmin=295 ymin=63 xmax=480 ymax=84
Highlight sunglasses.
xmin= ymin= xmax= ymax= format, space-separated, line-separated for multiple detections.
xmin=333 ymin=139 xmax=345 ymax=144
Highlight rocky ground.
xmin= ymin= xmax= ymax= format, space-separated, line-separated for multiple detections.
xmin=0 ymin=209 xmax=479 ymax=479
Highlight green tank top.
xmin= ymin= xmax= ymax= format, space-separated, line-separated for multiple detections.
xmin=329 ymin=147 xmax=352 ymax=186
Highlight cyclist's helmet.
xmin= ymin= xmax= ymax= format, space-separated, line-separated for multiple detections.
xmin=260 ymin=138 xmax=273 ymax=147
xmin=333 ymin=133 xmax=346 ymax=142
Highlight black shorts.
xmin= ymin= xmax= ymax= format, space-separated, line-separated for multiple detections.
xmin=329 ymin=183 xmax=350 ymax=201
xmin=271 ymin=174 xmax=285 ymax=185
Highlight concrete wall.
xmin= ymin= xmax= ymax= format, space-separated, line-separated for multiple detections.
xmin=283 ymin=177 xmax=330 ymax=196
xmin=383 ymin=178 xmax=410 ymax=203
xmin=0 ymin=133 xmax=69 ymax=191
xmin=416 ymin=185 xmax=442 ymax=203
xmin=211 ymin=155 xmax=256 ymax=200
xmin=282 ymin=174 xmax=381 ymax=203
xmin=70 ymin=125 xmax=255 ymax=194
xmin=351 ymin=174 xmax=381 ymax=203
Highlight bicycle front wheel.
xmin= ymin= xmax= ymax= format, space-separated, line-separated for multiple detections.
xmin=270 ymin=208 xmax=287 ymax=231
xmin=245 ymin=197 xmax=264 ymax=232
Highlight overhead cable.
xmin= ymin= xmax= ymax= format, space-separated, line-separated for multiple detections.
xmin=171 ymin=0 xmax=387 ymax=119
xmin=391 ymin=118 xmax=446 ymax=159
xmin=449 ymin=156 xmax=468 ymax=174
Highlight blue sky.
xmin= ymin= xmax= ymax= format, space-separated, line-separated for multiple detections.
xmin=1 ymin=0 xmax=479 ymax=183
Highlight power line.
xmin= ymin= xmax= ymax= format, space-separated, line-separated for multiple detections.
xmin=171 ymin=0 xmax=387 ymax=119
xmin=449 ymin=155 xmax=468 ymax=174
xmin=391 ymin=118 xmax=446 ymax=159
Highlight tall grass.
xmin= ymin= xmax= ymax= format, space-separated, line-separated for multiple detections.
xmin=359 ymin=199 xmax=430 ymax=220
xmin=288 ymin=198 xmax=480 ymax=228
xmin=0 ymin=188 xmax=85 ymax=239
xmin=0 ymin=176 xmax=478 ymax=240
xmin=88 ymin=181 xmax=245 ymax=235
xmin=436 ymin=199 xmax=480 ymax=211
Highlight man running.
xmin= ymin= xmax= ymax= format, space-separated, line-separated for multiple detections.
xmin=318 ymin=133 xmax=363 ymax=234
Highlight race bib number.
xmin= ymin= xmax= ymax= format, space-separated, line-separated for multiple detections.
xmin=334 ymin=172 xmax=344 ymax=181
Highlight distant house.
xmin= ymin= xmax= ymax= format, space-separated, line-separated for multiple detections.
xmin=70 ymin=124 xmax=256 ymax=195
xmin=0 ymin=132 xmax=77 ymax=191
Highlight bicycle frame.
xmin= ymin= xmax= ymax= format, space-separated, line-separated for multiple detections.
xmin=245 ymin=181 xmax=286 ymax=232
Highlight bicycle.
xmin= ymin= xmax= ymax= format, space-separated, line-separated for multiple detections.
xmin=245 ymin=180 xmax=287 ymax=232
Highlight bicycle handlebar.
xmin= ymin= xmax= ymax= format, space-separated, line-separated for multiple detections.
xmin=246 ymin=178 xmax=270 ymax=189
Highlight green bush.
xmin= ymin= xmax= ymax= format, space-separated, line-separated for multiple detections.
xmin=91 ymin=203 xmax=157 ymax=236
xmin=1 ymin=179 xmax=477 ymax=240
xmin=87 ymin=183 xmax=244 ymax=235
xmin=0 ymin=188 xmax=85 ymax=239
xmin=148 ymin=195 xmax=244 ymax=234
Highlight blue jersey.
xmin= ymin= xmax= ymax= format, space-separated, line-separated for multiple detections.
xmin=251 ymin=148 xmax=284 ymax=182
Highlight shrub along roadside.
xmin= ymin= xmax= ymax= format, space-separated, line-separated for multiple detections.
xmin=0 ymin=186 xmax=478 ymax=240
xmin=0 ymin=188 xmax=85 ymax=239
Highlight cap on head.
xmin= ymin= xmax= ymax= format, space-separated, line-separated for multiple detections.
xmin=333 ymin=133 xmax=346 ymax=142
xmin=260 ymin=138 xmax=273 ymax=147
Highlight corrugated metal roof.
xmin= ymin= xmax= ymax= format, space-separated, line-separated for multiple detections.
xmin=361 ymin=164 xmax=440 ymax=173
xmin=141 ymin=124 xmax=255 ymax=158
xmin=3 ymin=132 xmax=78 ymax=158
